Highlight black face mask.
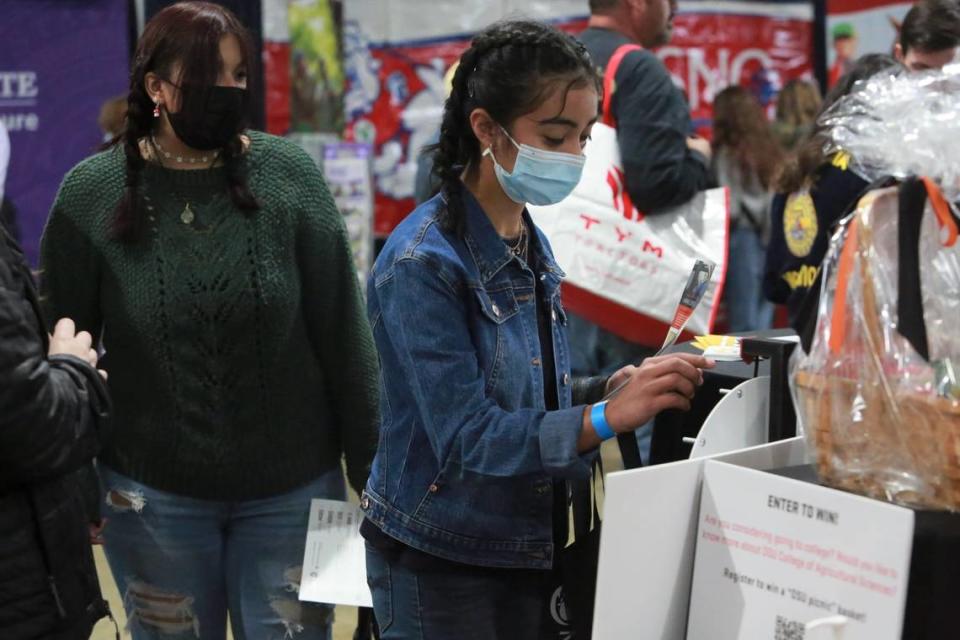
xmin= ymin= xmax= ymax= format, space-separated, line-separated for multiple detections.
xmin=166 ymin=84 xmax=249 ymax=151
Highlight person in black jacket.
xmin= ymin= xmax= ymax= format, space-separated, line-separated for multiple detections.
xmin=0 ymin=224 xmax=112 ymax=638
xmin=0 ymin=121 xmax=16 ymax=243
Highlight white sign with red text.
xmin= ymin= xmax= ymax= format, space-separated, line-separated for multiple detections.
xmin=687 ymin=461 xmax=914 ymax=640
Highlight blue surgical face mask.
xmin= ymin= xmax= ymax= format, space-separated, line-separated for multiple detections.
xmin=483 ymin=126 xmax=586 ymax=206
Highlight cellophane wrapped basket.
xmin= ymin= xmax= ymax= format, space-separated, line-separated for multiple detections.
xmin=791 ymin=183 xmax=960 ymax=509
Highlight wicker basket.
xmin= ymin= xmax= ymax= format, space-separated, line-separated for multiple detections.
xmin=795 ymin=371 xmax=960 ymax=509
xmin=793 ymin=188 xmax=960 ymax=510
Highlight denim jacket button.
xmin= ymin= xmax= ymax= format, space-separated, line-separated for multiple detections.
xmin=429 ymin=483 xmax=439 ymax=493
xmin=531 ymin=357 xmax=541 ymax=367
xmin=492 ymin=304 xmax=501 ymax=317
xmin=551 ymin=309 xmax=557 ymax=322
xmin=360 ymin=496 xmax=370 ymax=510
xmin=562 ymin=373 xmax=570 ymax=385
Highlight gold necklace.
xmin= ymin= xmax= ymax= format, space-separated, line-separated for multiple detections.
xmin=149 ymin=137 xmax=218 ymax=226
xmin=152 ymin=137 xmax=213 ymax=165
xmin=505 ymin=220 xmax=528 ymax=263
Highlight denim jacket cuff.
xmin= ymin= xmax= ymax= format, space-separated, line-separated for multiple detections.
xmin=539 ymin=405 xmax=593 ymax=479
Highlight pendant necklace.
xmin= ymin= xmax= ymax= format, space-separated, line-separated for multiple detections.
xmin=505 ymin=219 xmax=529 ymax=264
xmin=149 ymin=136 xmax=219 ymax=226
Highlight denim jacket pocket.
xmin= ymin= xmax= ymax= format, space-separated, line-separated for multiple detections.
xmin=412 ymin=469 xmax=445 ymax=520
xmin=412 ymin=460 xmax=552 ymax=544
xmin=473 ymin=286 xmax=519 ymax=325
xmin=472 ymin=286 xmax=521 ymax=395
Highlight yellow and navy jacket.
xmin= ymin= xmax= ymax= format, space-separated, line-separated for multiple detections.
xmin=763 ymin=154 xmax=868 ymax=321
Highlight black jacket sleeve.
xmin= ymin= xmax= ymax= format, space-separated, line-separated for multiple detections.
xmin=0 ymin=198 xmax=21 ymax=245
xmin=614 ymin=50 xmax=711 ymax=214
xmin=0 ymin=232 xmax=108 ymax=491
xmin=763 ymin=192 xmax=791 ymax=305
xmin=572 ymin=375 xmax=609 ymax=406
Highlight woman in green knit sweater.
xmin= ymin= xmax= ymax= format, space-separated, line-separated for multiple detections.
xmin=39 ymin=3 xmax=378 ymax=639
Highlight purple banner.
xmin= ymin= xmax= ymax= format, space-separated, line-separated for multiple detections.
xmin=0 ymin=0 xmax=128 ymax=265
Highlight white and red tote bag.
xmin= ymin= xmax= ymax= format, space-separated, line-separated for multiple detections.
xmin=529 ymin=44 xmax=729 ymax=346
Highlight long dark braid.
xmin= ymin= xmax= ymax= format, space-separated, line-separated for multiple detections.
xmin=112 ymin=81 xmax=152 ymax=241
xmin=221 ymin=134 xmax=259 ymax=213
xmin=430 ymin=21 xmax=599 ymax=235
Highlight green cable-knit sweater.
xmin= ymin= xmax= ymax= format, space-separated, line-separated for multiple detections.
xmin=40 ymin=131 xmax=379 ymax=500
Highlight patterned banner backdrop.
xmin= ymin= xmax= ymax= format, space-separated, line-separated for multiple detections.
xmin=336 ymin=0 xmax=812 ymax=237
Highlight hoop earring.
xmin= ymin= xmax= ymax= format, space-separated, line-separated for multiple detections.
xmin=153 ymin=102 xmax=161 ymax=118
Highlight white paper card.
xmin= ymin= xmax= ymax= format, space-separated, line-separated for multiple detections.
xmin=593 ymin=436 xmax=810 ymax=640
xmin=299 ymin=499 xmax=373 ymax=607
xmin=687 ymin=462 xmax=914 ymax=640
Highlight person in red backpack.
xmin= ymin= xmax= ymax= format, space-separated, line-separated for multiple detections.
xmin=581 ymin=0 xmax=711 ymax=214
xmin=570 ymin=1 xmax=713 ymax=381
xmin=570 ymin=0 xmax=714 ymax=461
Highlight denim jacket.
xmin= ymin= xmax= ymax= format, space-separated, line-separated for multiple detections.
xmin=360 ymin=188 xmax=600 ymax=570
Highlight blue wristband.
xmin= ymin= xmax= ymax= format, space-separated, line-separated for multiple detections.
xmin=590 ymin=401 xmax=616 ymax=441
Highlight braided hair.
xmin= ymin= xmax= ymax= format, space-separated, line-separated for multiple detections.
xmin=112 ymin=1 xmax=259 ymax=242
xmin=431 ymin=21 xmax=600 ymax=235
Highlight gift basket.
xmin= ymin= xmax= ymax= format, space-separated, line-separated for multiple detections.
xmin=791 ymin=64 xmax=960 ymax=510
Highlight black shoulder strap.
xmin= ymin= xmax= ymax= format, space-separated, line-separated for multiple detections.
xmin=897 ymin=178 xmax=930 ymax=361
xmin=896 ymin=178 xmax=960 ymax=361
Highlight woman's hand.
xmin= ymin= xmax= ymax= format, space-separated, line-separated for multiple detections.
xmin=89 ymin=519 xmax=107 ymax=545
xmin=48 ymin=318 xmax=107 ymax=379
xmin=605 ymin=364 xmax=639 ymax=396
xmin=48 ymin=318 xmax=97 ymax=368
xmin=604 ymin=353 xmax=714 ymax=433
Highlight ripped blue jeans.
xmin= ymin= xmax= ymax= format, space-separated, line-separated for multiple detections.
xmin=99 ymin=466 xmax=344 ymax=640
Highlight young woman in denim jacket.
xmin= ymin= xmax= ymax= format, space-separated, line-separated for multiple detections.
xmin=360 ymin=20 xmax=714 ymax=639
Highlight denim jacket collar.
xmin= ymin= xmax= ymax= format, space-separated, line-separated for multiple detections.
xmin=459 ymin=185 xmax=565 ymax=285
